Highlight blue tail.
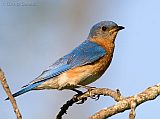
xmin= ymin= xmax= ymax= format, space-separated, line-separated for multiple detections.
xmin=5 ymin=82 xmax=42 ymax=100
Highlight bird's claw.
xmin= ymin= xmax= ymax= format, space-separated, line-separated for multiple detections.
xmin=85 ymin=87 xmax=100 ymax=101
xmin=90 ymin=94 xmax=100 ymax=101
xmin=72 ymin=85 xmax=101 ymax=103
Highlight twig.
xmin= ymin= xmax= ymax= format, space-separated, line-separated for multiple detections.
xmin=129 ymin=99 xmax=136 ymax=119
xmin=73 ymin=88 xmax=123 ymax=102
xmin=56 ymin=88 xmax=122 ymax=119
xmin=88 ymin=83 xmax=160 ymax=119
xmin=56 ymin=91 xmax=87 ymax=119
xmin=56 ymin=98 xmax=76 ymax=119
xmin=0 ymin=68 xmax=22 ymax=119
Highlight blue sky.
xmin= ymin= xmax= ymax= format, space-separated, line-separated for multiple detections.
xmin=0 ymin=0 xmax=160 ymax=119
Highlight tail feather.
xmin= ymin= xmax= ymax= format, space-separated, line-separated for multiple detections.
xmin=5 ymin=82 xmax=42 ymax=100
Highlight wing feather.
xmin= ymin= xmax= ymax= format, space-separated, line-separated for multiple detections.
xmin=24 ymin=40 xmax=106 ymax=88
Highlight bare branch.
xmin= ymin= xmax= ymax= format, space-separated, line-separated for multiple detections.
xmin=56 ymin=88 xmax=123 ymax=118
xmin=75 ymin=88 xmax=124 ymax=102
xmin=0 ymin=68 xmax=22 ymax=119
xmin=129 ymin=99 xmax=136 ymax=119
xmin=88 ymin=83 xmax=160 ymax=119
xmin=56 ymin=90 xmax=87 ymax=119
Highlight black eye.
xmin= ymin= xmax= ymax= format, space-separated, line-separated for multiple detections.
xmin=102 ymin=26 xmax=107 ymax=31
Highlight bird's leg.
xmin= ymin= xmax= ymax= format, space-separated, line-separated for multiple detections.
xmin=70 ymin=88 xmax=83 ymax=94
xmin=76 ymin=85 xmax=100 ymax=100
xmin=70 ymin=89 xmax=87 ymax=104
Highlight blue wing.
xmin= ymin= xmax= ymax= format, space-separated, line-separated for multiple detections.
xmin=6 ymin=40 xmax=106 ymax=99
xmin=36 ymin=40 xmax=106 ymax=81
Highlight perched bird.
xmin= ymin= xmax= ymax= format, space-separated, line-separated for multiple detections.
xmin=6 ymin=21 xmax=124 ymax=100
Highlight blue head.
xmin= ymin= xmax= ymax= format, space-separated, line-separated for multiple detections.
xmin=88 ymin=21 xmax=124 ymax=42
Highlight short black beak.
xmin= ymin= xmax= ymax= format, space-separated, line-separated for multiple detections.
xmin=117 ymin=26 xmax=125 ymax=30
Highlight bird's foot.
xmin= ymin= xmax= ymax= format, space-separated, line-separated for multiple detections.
xmin=71 ymin=88 xmax=87 ymax=104
xmin=90 ymin=94 xmax=101 ymax=101
xmin=76 ymin=85 xmax=100 ymax=101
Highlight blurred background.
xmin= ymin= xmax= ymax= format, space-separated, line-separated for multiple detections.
xmin=0 ymin=0 xmax=160 ymax=119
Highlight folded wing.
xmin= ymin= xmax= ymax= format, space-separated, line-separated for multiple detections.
xmin=6 ymin=40 xmax=106 ymax=99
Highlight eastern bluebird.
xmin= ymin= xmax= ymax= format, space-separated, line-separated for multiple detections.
xmin=6 ymin=21 xmax=124 ymax=100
